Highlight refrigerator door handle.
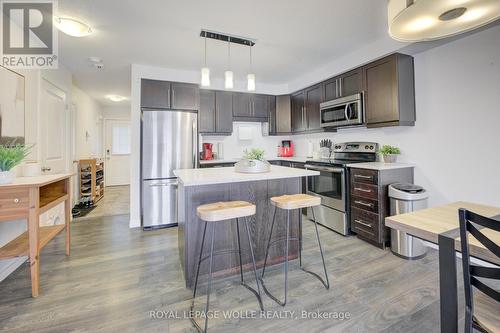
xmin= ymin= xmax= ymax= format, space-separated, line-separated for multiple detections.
xmin=148 ymin=180 xmax=178 ymax=187
xmin=192 ymin=118 xmax=198 ymax=168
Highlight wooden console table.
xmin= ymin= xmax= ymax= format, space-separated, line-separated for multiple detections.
xmin=0 ymin=173 xmax=72 ymax=297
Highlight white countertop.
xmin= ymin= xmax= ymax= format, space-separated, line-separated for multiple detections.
xmin=199 ymin=156 xmax=310 ymax=165
xmin=174 ymin=165 xmax=318 ymax=187
xmin=346 ymin=162 xmax=414 ymax=171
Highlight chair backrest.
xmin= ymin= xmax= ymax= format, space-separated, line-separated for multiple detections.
xmin=458 ymin=208 xmax=500 ymax=332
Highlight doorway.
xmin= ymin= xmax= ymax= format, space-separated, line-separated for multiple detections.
xmin=104 ymin=119 xmax=131 ymax=186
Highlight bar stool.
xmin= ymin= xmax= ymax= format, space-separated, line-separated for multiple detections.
xmin=190 ymin=201 xmax=263 ymax=333
xmin=260 ymin=194 xmax=329 ymax=306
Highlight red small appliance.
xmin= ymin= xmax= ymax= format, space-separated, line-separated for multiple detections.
xmin=279 ymin=140 xmax=294 ymax=157
xmin=202 ymin=143 xmax=213 ymax=160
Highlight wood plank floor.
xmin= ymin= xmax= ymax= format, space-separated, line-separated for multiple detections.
xmin=0 ymin=214 xmax=466 ymax=332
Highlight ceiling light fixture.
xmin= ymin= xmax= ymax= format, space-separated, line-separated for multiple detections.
xmin=247 ymin=45 xmax=255 ymax=92
xmin=388 ymin=0 xmax=500 ymax=42
xmin=224 ymin=40 xmax=234 ymax=89
xmin=106 ymin=94 xmax=127 ymax=102
xmin=54 ymin=17 xmax=93 ymax=37
xmin=200 ymin=34 xmax=210 ymax=87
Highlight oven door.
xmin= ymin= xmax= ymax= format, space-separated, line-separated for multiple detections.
xmin=305 ymin=165 xmax=346 ymax=212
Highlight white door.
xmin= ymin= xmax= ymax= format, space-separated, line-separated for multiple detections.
xmin=40 ymin=80 xmax=68 ymax=174
xmin=104 ymin=119 xmax=131 ymax=186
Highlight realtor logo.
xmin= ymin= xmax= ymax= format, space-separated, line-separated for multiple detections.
xmin=1 ymin=0 xmax=58 ymax=68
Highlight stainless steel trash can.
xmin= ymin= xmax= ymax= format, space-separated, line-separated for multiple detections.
xmin=389 ymin=183 xmax=428 ymax=260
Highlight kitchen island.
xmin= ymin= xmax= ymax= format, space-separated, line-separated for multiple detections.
xmin=174 ymin=165 xmax=319 ymax=288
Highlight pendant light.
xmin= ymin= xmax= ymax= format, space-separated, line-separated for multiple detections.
xmin=224 ymin=40 xmax=234 ymax=89
xmin=388 ymin=0 xmax=500 ymax=42
xmin=247 ymin=45 xmax=256 ymax=91
xmin=200 ymin=34 xmax=210 ymax=87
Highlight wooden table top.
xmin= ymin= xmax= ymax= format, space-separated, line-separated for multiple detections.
xmin=385 ymin=201 xmax=500 ymax=264
xmin=0 ymin=173 xmax=73 ymax=189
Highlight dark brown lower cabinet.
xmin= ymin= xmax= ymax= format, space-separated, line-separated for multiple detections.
xmin=349 ymin=167 xmax=414 ymax=248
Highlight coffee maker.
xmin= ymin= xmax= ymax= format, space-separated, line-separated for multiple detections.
xmin=278 ymin=140 xmax=294 ymax=157
xmin=202 ymin=143 xmax=213 ymax=160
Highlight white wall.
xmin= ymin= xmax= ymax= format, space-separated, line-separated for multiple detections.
xmin=102 ymin=105 xmax=130 ymax=120
xmin=72 ymin=85 xmax=103 ymax=159
xmin=292 ymin=25 xmax=500 ymax=207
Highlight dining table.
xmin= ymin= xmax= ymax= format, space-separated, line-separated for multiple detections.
xmin=385 ymin=201 xmax=500 ymax=333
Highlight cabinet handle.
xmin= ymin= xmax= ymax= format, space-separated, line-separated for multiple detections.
xmin=354 ymin=219 xmax=372 ymax=228
xmin=339 ymin=78 xmax=342 ymax=97
xmin=354 ymin=174 xmax=372 ymax=180
xmin=354 ymin=187 xmax=372 ymax=193
xmin=171 ymin=89 xmax=175 ymax=104
xmin=13 ymin=198 xmax=20 ymax=204
xmin=354 ymin=200 xmax=372 ymax=207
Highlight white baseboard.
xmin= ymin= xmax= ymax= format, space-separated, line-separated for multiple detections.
xmin=0 ymin=256 xmax=27 ymax=283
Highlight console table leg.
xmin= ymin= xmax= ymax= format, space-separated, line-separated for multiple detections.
xmin=28 ymin=187 xmax=40 ymax=298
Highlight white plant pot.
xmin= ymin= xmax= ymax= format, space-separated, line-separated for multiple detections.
xmin=383 ymin=154 xmax=398 ymax=163
xmin=234 ymin=159 xmax=271 ymax=173
xmin=0 ymin=170 xmax=15 ymax=185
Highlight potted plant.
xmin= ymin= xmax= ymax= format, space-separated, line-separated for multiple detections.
xmin=380 ymin=145 xmax=401 ymax=163
xmin=0 ymin=144 xmax=32 ymax=184
xmin=235 ymin=148 xmax=271 ymax=173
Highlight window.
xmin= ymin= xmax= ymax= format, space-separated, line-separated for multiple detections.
xmin=112 ymin=124 xmax=131 ymax=154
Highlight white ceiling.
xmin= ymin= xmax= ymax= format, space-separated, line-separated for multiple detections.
xmin=58 ymin=0 xmax=390 ymax=106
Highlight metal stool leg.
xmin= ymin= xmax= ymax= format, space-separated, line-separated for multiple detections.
xmin=236 ymin=219 xmax=244 ymax=283
xmin=261 ymin=205 xmax=277 ymax=279
xmin=260 ymin=208 xmax=290 ymax=307
xmin=301 ymin=207 xmax=330 ymax=289
xmin=202 ymin=222 xmax=217 ymax=333
xmin=191 ymin=222 xmax=208 ymax=312
xmin=243 ymin=217 xmax=264 ymax=311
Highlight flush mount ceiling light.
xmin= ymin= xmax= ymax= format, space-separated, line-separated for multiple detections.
xmin=106 ymin=94 xmax=127 ymax=102
xmin=388 ymin=0 xmax=500 ymax=42
xmin=54 ymin=17 xmax=93 ymax=37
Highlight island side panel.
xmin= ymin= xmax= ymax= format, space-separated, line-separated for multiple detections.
xmin=180 ymin=178 xmax=301 ymax=288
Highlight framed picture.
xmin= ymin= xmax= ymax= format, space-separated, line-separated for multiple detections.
xmin=0 ymin=65 xmax=25 ymax=145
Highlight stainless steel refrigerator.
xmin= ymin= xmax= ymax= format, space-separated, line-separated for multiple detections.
xmin=141 ymin=109 xmax=198 ymax=229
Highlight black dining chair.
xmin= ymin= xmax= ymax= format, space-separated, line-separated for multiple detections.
xmin=458 ymin=208 xmax=500 ymax=333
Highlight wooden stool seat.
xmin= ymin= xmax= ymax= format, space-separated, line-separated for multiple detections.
xmin=197 ymin=201 xmax=256 ymax=222
xmin=270 ymin=194 xmax=321 ymax=210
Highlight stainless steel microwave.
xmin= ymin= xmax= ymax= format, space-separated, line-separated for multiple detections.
xmin=320 ymin=93 xmax=364 ymax=128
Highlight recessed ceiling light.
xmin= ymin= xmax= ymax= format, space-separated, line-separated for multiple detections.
xmin=388 ymin=0 xmax=500 ymax=42
xmin=88 ymin=57 xmax=102 ymax=63
xmin=54 ymin=17 xmax=93 ymax=37
xmin=106 ymin=94 xmax=127 ymax=102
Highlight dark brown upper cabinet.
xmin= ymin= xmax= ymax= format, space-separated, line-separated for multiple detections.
xmin=141 ymin=79 xmax=199 ymax=111
xmin=199 ymin=90 xmax=233 ymax=135
xmin=141 ymin=79 xmax=171 ymax=109
xmin=305 ymin=84 xmax=322 ymax=130
xmin=232 ymin=93 xmax=270 ymax=121
xmin=322 ymin=68 xmax=363 ymax=102
xmin=291 ymin=91 xmax=306 ymax=132
xmin=232 ymin=92 xmax=252 ymax=118
xmin=215 ymin=91 xmax=233 ymax=134
xmin=199 ymin=90 xmax=215 ymax=133
xmin=171 ymin=82 xmax=199 ymax=110
xmin=363 ymin=53 xmax=415 ymax=127
xmin=269 ymin=95 xmax=291 ymax=135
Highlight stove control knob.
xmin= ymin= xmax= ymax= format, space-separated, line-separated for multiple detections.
xmin=365 ymin=145 xmax=369 ymax=149
xmin=370 ymin=145 xmax=374 ymax=150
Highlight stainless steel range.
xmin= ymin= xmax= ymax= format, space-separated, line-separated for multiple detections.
xmin=305 ymin=142 xmax=378 ymax=235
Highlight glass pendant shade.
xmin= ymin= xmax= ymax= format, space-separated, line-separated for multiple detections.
xmin=201 ymin=67 xmax=210 ymax=87
xmin=224 ymin=70 xmax=234 ymax=89
xmin=247 ymin=73 xmax=256 ymax=91
xmin=388 ymin=0 xmax=500 ymax=42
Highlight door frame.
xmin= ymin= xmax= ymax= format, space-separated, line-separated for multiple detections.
xmin=102 ymin=117 xmax=131 ymax=186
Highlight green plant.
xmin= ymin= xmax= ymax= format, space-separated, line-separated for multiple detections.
xmin=243 ymin=148 xmax=265 ymax=161
xmin=379 ymin=145 xmax=401 ymax=155
xmin=0 ymin=144 xmax=32 ymax=171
